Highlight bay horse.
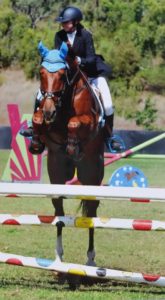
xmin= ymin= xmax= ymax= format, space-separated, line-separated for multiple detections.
xmin=32 ymin=42 xmax=105 ymax=268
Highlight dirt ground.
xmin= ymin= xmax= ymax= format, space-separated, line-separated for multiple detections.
xmin=0 ymin=68 xmax=164 ymax=130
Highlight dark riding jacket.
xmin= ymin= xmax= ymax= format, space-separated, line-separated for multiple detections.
xmin=54 ymin=24 xmax=111 ymax=78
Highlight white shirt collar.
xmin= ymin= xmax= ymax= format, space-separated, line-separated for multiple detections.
xmin=67 ymin=30 xmax=77 ymax=46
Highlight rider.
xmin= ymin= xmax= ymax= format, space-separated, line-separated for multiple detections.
xmin=55 ymin=6 xmax=122 ymax=152
xmin=21 ymin=6 xmax=122 ymax=153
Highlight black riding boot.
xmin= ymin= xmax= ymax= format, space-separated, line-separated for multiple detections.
xmin=20 ymin=99 xmax=40 ymax=137
xmin=104 ymin=114 xmax=124 ymax=152
xmin=20 ymin=98 xmax=45 ymax=155
xmin=28 ymin=133 xmax=45 ymax=155
xmin=28 ymin=109 xmax=45 ymax=155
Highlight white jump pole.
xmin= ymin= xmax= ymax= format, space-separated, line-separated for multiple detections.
xmin=1 ymin=214 xmax=165 ymax=231
xmin=0 ymin=251 xmax=165 ymax=287
xmin=0 ymin=183 xmax=165 ymax=201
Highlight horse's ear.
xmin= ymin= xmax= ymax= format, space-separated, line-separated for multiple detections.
xmin=59 ymin=42 xmax=68 ymax=60
xmin=38 ymin=41 xmax=49 ymax=58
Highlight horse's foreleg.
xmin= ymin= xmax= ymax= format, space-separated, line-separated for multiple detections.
xmin=67 ymin=118 xmax=81 ymax=156
xmin=52 ymin=197 xmax=64 ymax=262
xmin=67 ymin=115 xmax=94 ymax=157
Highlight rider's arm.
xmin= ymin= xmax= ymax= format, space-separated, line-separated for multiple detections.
xmin=80 ymin=29 xmax=96 ymax=67
xmin=54 ymin=29 xmax=96 ymax=68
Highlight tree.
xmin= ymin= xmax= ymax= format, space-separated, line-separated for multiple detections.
xmin=0 ymin=3 xmax=17 ymax=67
xmin=155 ymin=25 xmax=165 ymax=59
xmin=11 ymin=0 xmax=57 ymax=28
xmin=134 ymin=97 xmax=157 ymax=130
xmin=109 ymin=39 xmax=141 ymax=80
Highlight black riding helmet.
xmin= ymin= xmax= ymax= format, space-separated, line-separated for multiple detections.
xmin=55 ymin=6 xmax=83 ymax=23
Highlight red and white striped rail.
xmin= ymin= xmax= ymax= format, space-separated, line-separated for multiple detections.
xmin=0 ymin=183 xmax=165 ymax=201
xmin=0 ymin=251 xmax=165 ymax=287
xmin=1 ymin=214 xmax=165 ymax=231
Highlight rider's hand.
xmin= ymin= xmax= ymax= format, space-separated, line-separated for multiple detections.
xmin=76 ymin=56 xmax=81 ymax=65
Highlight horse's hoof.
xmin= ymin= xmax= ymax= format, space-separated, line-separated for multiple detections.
xmin=28 ymin=141 xmax=45 ymax=155
xmin=86 ymin=260 xmax=96 ymax=267
xmin=86 ymin=250 xmax=96 ymax=267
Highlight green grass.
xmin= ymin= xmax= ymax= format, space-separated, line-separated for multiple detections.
xmin=0 ymin=150 xmax=165 ymax=299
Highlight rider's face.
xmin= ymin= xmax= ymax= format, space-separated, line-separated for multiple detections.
xmin=62 ymin=21 xmax=76 ymax=33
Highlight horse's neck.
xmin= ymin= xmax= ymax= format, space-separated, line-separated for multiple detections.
xmin=76 ymin=76 xmax=84 ymax=87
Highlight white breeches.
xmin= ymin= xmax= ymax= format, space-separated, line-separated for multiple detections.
xmin=90 ymin=76 xmax=114 ymax=116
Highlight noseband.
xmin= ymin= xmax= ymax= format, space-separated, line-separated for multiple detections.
xmin=41 ymin=90 xmax=65 ymax=109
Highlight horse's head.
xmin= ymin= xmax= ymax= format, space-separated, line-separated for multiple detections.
xmin=38 ymin=41 xmax=68 ymax=124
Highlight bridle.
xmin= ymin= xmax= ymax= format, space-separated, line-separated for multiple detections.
xmin=40 ymin=67 xmax=82 ymax=107
xmin=41 ymin=89 xmax=65 ymax=110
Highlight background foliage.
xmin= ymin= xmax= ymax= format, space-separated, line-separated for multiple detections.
xmin=0 ymin=0 xmax=165 ymax=129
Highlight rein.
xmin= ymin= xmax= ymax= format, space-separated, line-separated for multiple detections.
xmin=67 ymin=67 xmax=94 ymax=96
xmin=66 ymin=68 xmax=80 ymax=86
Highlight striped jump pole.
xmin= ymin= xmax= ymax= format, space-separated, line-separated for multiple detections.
xmin=0 ymin=251 xmax=165 ymax=287
xmin=60 ymin=133 xmax=165 ymax=184
xmin=0 ymin=183 xmax=165 ymax=201
xmin=104 ymin=132 xmax=165 ymax=166
xmin=104 ymin=153 xmax=165 ymax=159
xmin=1 ymin=214 xmax=165 ymax=231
